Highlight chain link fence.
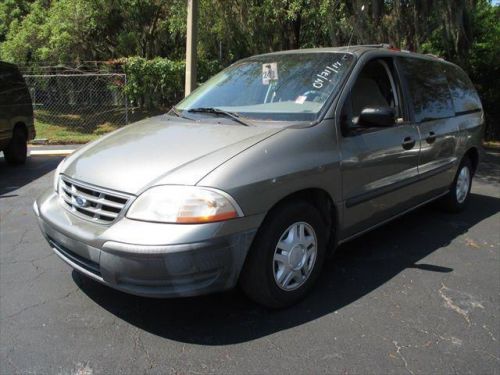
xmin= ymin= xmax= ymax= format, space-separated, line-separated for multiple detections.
xmin=23 ymin=73 xmax=129 ymax=143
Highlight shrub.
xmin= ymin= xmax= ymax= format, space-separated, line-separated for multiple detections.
xmin=122 ymin=56 xmax=222 ymax=110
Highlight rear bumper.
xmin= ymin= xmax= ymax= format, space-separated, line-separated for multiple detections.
xmin=34 ymin=190 xmax=262 ymax=298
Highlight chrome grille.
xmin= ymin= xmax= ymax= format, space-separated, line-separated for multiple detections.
xmin=58 ymin=176 xmax=131 ymax=224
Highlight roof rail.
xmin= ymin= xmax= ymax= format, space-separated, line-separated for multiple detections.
xmin=354 ymin=44 xmax=391 ymax=48
xmin=354 ymin=44 xmax=417 ymax=54
xmin=356 ymin=44 xmax=411 ymax=51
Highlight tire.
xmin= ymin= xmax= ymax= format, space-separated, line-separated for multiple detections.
xmin=239 ymin=201 xmax=327 ymax=309
xmin=439 ymin=157 xmax=473 ymax=213
xmin=4 ymin=127 xmax=27 ymax=166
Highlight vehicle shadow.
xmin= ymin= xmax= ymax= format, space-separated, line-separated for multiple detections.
xmin=74 ymin=192 xmax=500 ymax=345
xmin=0 ymin=155 xmax=64 ymax=196
xmin=476 ymin=148 xmax=500 ymax=185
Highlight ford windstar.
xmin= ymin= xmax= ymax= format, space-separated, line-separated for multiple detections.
xmin=34 ymin=45 xmax=483 ymax=308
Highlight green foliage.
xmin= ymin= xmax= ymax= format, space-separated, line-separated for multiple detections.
xmin=0 ymin=0 xmax=187 ymax=64
xmin=122 ymin=57 xmax=184 ymax=109
xmin=0 ymin=0 xmax=32 ymax=43
xmin=0 ymin=1 xmax=48 ymax=64
xmin=122 ymin=57 xmax=221 ymax=109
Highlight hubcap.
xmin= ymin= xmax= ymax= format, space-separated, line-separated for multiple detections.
xmin=273 ymin=222 xmax=317 ymax=291
xmin=456 ymin=166 xmax=471 ymax=204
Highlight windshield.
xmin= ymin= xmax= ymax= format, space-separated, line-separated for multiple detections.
xmin=176 ymin=52 xmax=354 ymax=122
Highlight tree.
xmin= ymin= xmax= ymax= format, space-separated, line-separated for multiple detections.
xmin=0 ymin=0 xmax=34 ymax=43
xmin=0 ymin=0 xmax=187 ymax=64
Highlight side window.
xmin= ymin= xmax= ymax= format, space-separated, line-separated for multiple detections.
xmin=398 ymin=58 xmax=454 ymax=123
xmin=0 ymin=66 xmax=18 ymax=85
xmin=341 ymin=58 xmax=402 ymax=135
xmin=445 ymin=64 xmax=481 ymax=114
xmin=0 ymin=65 xmax=30 ymax=105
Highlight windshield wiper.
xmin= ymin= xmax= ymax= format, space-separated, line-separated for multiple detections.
xmin=168 ymin=107 xmax=195 ymax=121
xmin=187 ymin=107 xmax=252 ymax=126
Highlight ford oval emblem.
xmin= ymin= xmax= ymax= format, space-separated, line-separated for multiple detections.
xmin=75 ymin=196 xmax=88 ymax=207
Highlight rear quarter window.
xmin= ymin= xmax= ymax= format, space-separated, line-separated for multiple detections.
xmin=445 ymin=64 xmax=482 ymax=114
xmin=398 ymin=57 xmax=454 ymax=123
xmin=0 ymin=64 xmax=23 ymax=84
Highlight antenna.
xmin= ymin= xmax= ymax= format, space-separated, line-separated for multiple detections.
xmin=346 ymin=4 xmax=365 ymax=53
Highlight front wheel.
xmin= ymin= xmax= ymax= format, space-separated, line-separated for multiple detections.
xmin=440 ymin=158 xmax=473 ymax=213
xmin=239 ymin=201 xmax=327 ymax=309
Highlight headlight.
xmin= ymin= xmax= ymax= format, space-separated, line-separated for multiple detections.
xmin=126 ymin=186 xmax=243 ymax=224
xmin=53 ymin=158 xmax=66 ymax=192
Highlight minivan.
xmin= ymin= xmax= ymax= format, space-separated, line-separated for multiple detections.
xmin=0 ymin=61 xmax=35 ymax=165
xmin=34 ymin=45 xmax=483 ymax=308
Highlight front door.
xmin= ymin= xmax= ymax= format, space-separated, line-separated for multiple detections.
xmin=338 ymin=57 xmax=421 ymax=238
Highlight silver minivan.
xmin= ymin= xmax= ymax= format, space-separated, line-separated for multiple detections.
xmin=34 ymin=46 xmax=483 ymax=308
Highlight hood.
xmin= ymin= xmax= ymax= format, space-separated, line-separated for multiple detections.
xmin=62 ymin=116 xmax=282 ymax=195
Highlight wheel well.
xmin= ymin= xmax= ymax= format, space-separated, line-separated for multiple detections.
xmin=267 ymin=188 xmax=338 ymax=249
xmin=13 ymin=122 xmax=28 ymax=140
xmin=464 ymin=147 xmax=479 ymax=174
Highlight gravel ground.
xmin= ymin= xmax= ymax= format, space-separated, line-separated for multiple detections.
xmin=1 ymin=151 xmax=499 ymax=374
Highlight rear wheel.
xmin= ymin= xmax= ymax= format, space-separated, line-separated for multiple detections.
xmin=4 ymin=127 xmax=27 ymax=166
xmin=239 ymin=201 xmax=327 ymax=309
xmin=440 ymin=157 xmax=473 ymax=213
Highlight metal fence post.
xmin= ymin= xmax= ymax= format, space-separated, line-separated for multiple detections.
xmin=124 ymin=74 xmax=129 ymax=125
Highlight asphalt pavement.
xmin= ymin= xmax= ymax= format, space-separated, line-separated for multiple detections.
xmin=0 ymin=151 xmax=499 ymax=374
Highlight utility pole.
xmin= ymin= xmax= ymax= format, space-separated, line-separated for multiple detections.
xmin=184 ymin=0 xmax=199 ymax=97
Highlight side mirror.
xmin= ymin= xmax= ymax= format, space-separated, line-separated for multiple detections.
xmin=358 ymin=106 xmax=396 ymax=127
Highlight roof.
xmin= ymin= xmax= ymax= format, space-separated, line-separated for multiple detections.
xmin=254 ymin=44 xmax=446 ymax=62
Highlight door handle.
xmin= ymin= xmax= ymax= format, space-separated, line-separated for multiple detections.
xmin=426 ymin=131 xmax=436 ymax=144
xmin=402 ymin=136 xmax=416 ymax=150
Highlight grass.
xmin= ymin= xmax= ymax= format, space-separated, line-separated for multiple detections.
xmin=33 ymin=119 xmax=119 ymax=144
xmin=30 ymin=107 xmax=163 ymax=144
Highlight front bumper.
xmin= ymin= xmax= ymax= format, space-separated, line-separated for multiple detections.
xmin=34 ymin=190 xmax=263 ymax=298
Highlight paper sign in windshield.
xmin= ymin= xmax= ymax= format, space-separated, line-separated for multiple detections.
xmin=262 ymin=63 xmax=279 ymax=85
xmin=295 ymin=95 xmax=307 ymax=104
